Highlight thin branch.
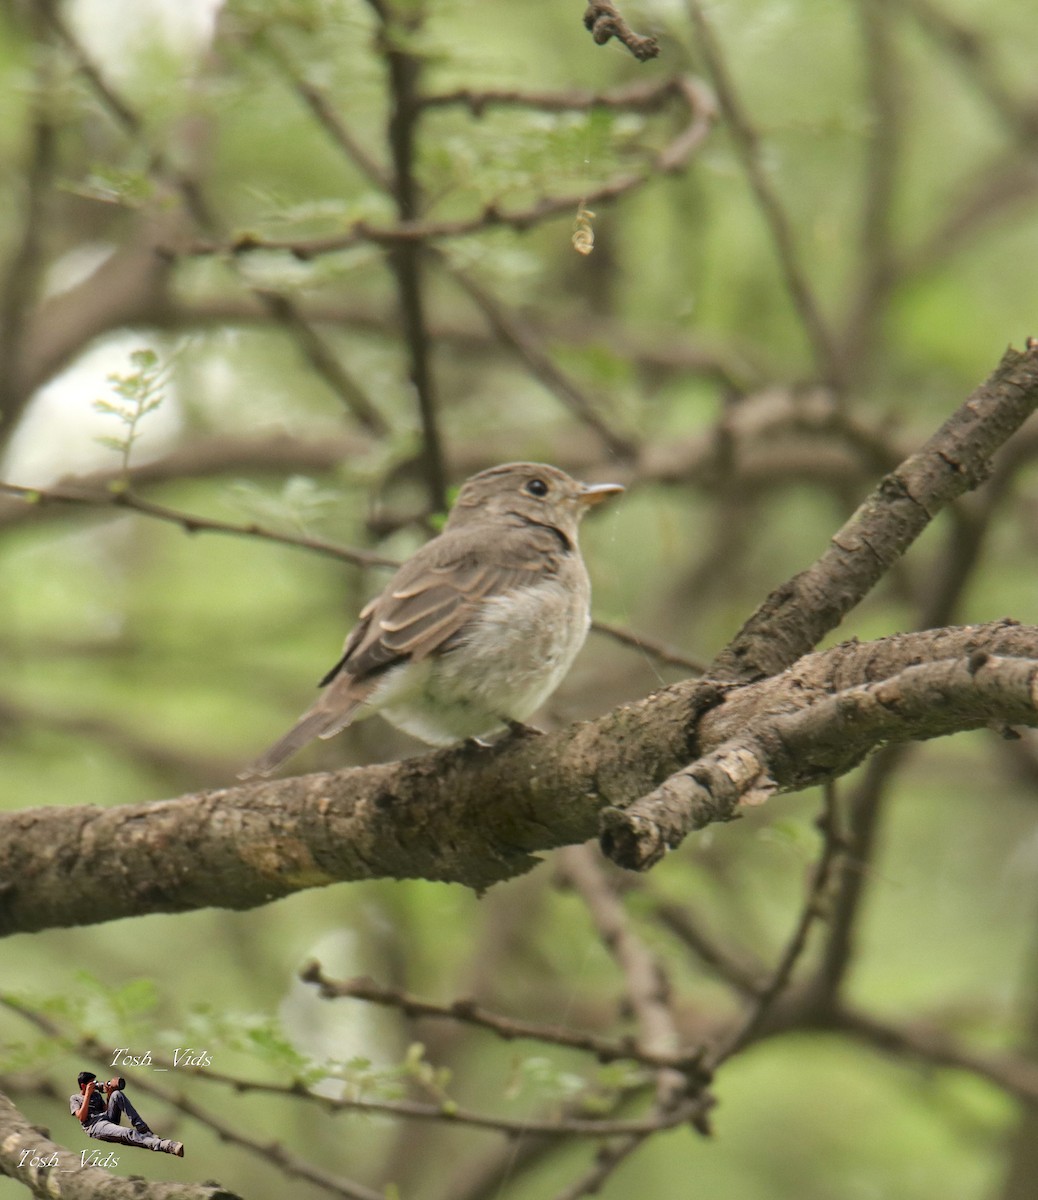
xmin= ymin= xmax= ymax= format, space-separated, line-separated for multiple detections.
xmin=549 ymin=1130 xmax=653 ymax=1200
xmin=443 ymin=260 xmax=637 ymax=459
xmin=0 ymin=480 xmax=395 ymax=569
xmin=300 ymin=961 xmax=705 ymax=1072
xmin=589 ymin=620 xmax=706 ymax=674
xmin=0 ymin=436 xmax=373 ymax=533
xmin=830 ymin=1004 xmax=1038 ymax=1105
xmin=251 ymin=290 xmax=390 ymax=435
xmin=1 ymin=477 xmax=692 ymax=681
xmin=901 ymin=0 xmax=1038 ymax=147
xmin=0 ymin=997 xmax=702 ymax=1145
xmin=372 ymin=1 xmax=447 ymax=512
xmin=710 ymin=782 xmax=844 ymax=1064
xmin=836 ymin=0 xmax=904 ymax=378
xmin=264 ymin=31 xmax=391 ymax=191
xmin=420 ymin=79 xmax=684 ymax=113
xmin=812 ymin=745 xmax=905 ymax=1003
xmin=143 ymin=1082 xmax=404 ymax=1200
xmin=648 ymin=897 xmax=764 ymax=995
xmin=180 ymin=79 xmax=715 ymax=260
xmin=684 ymin=0 xmax=840 ymax=385
xmin=556 ymin=846 xmax=702 ymax=1110
xmin=0 ymin=11 xmax=58 ymax=446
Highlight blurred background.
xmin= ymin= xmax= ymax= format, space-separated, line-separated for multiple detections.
xmin=2 ymin=0 xmax=1038 ymax=1197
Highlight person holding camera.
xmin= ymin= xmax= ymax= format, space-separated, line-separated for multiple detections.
xmin=70 ymin=1071 xmax=185 ymax=1157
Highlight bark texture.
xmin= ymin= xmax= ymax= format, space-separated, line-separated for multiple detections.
xmin=2 ymin=621 xmax=1036 ymax=935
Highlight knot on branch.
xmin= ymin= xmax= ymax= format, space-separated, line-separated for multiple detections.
xmin=583 ymin=2 xmax=660 ymax=61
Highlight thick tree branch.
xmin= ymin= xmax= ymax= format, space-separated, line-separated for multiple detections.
xmin=2 ymin=621 xmax=1036 ymax=936
xmin=601 ymin=644 xmax=1038 ymax=869
xmin=710 ymin=342 xmax=1038 ymax=681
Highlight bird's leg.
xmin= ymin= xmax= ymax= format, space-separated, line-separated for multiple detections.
xmin=502 ymin=717 xmax=544 ymax=739
xmin=462 ymin=719 xmax=544 ymax=752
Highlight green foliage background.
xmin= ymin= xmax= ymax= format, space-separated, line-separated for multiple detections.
xmin=1 ymin=0 xmax=1038 ymax=1197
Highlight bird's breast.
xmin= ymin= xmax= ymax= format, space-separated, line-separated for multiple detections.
xmin=371 ymin=568 xmax=592 ymax=743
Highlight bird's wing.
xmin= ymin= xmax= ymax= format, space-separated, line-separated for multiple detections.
xmin=331 ymin=522 xmax=561 ymax=682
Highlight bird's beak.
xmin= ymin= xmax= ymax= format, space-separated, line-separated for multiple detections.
xmin=578 ymin=481 xmax=625 ymax=507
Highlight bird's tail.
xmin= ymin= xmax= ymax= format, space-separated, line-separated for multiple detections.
xmin=237 ymin=684 xmax=367 ymax=779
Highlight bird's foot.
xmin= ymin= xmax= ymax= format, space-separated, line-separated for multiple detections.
xmin=460 ymin=720 xmax=543 ymax=754
xmin=502 ymin=718 xmax=544 ymax=739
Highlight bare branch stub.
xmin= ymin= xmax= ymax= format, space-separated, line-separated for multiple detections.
xmin=584 ymin=2 xmax=660 ymax=62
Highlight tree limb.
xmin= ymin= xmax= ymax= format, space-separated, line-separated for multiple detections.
xmin=710 ymin=341 xmax=1038 ymax=681
xmin=2 ymin=621 xmax=1036 ymax=936
xmin=601 ymin=641 xmax=1038 ymax=869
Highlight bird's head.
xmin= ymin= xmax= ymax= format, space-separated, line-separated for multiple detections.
xmin=446 ymin=462 xmax=624 ymax=540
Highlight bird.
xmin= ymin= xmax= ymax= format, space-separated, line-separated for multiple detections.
xmin=240 ymin=462 xmax=623 ymax=777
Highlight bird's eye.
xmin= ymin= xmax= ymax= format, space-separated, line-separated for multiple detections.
xmin=525 ymin=478 xmax=549 ymax=497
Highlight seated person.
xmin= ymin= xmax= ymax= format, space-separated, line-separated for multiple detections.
xmin=70 ymin=1071 xmax=184 ymax=1157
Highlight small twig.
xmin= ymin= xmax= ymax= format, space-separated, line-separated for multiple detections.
xmin=443 ymin=260 xmax=638 ymax=460
xmin=180 ymin=78 xmax=714 ymax=260
xmin=251 ymin=290 xmax=390 ymax=435
xmin=0 ymin=480 xmax=395 ymax=569
xmin=583 ymin=1 xmax=660 ymax=62
xmin=684 ymin=0 xmax=839 ymax=385
xmin=300 ymin=960 xmax=705 ymax=1072
xmin=549 ymin=1131 xmax=654 ymax=1200
xmin=264 ymin=31 xmax=391 ymax=191
xmin=648 ymin=897 xmax=764 ymax=994
xmin=813 ymin=746 xmax=905 ymax=1003
xmin=590 ymin=619 xmax=706 ymax=674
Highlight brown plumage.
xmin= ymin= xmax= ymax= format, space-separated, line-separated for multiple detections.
xmin=240 ymin=462 xmax=622 ymax=777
